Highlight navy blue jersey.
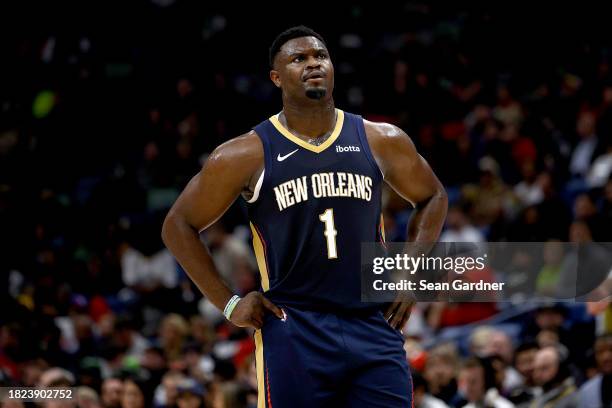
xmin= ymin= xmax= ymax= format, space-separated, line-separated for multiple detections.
xmin=246 ymin=109 xmax=385 ymax=311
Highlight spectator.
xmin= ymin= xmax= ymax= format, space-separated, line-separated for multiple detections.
xmin=20 ymin=359 xmax=47 ymax=387
xmin=38 ymin=367 xmax=75 ymax=388
xmin=573 ymin=192 xmax=598 ymax=222
xmin=514 ymin=161 xmax=544 ymax=208
xmin=413 ymin=371 xmax=449 ymax=408
xmin=423 ymin=344 xmax=461 ymax=405
xmin=111 ymin=315 xmax=151 ymax=362
xmin=234 ymin=354 xmax=258 ymax=408
xmin=153 ymin=371 xmax=185 ymax=408
xmin=579 ymin=333 xmax=612 ymax=408
xmin=569 ymin=111 xmax=599 ymax=178
xmin=439 ymin=205 xmax=485 ymax=243
xmin=457 ymin=356 xmax=513 ymax=408
xmin=203 ymin=222 xmax=257 ymax=294
xmin=508 ymin=342 xmax=539 ymax=405
xmin=120 ymin=244 xmax=178 ymax=293
xmin=121 ymin=378 xmax=146 ymax=408
xmin=141 ymin=346 xmax=168 ymax=385
xmin=158 ymin=314 xmax=190 ymax=361
xmin=486 ymin=331 xmax=524 ymax=395
xmin=101 ymin=377 xmax=123 ymax=408
xmin=461 ymin=156 xmax=514 ymax=229
xmin=506 ymin=205 xmax=546 ymax=241
xmin=530 ymin=346 xmax=579 ymax=408
xmin=175 ymin=378 xmax=206 ymax=408
xmin=470 ymin=327 xmax=496 ymax=357
xmin=493 ymin=85 xmax=524 ymax=128
xmin=76 ymin=386 xmax=102 ymax=408
xmin=586 ymin=140 xmax=612 ymax=188
xmin=188 ymin=315 xmax=215 ymax=354
xmin=536 ymin=240 xmax=565 ymax=297
xmin=523 ymin=304 xmax=585 ymax=363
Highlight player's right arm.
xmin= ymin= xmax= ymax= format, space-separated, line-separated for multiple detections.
xmin=161 ymin=131 xmax=283 ymax=329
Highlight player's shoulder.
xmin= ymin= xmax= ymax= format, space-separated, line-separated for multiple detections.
xmin=203 ymin=131 xmax=264 ymax=188
xmin=362 ymin=119 xmax=413 ymax=152
xmin=363 ymin=119 xmax=405 ymax=138
xmin=208 ymin=130 xmax=263 ymax=166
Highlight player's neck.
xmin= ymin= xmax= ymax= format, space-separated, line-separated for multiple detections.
xmin=280 ymin=99 xmax=336 ymax=139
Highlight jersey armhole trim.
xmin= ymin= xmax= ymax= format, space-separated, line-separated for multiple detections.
xmin=355 ymin=116 xmax=385 ymax=180
xmin=246 ymin=169 xmax=265 ymax=203
xmin=245 ymin=127 xmax=272 ymax=206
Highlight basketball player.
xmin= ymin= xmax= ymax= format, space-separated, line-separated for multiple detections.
xmin=162 ymin=26 xmax=447 ymax=408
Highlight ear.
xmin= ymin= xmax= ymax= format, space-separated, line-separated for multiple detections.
xmin=270 ymin=70 xmax=281 ymax=88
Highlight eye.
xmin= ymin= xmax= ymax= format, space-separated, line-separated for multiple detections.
xmin=292 ymin=55 xmax=304 ymax=63
xmin=317 ymin=53 xmax=328 ymax=60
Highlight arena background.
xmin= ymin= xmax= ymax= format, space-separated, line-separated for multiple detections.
xmin=2 ymin=2 xmax=612 ymax=407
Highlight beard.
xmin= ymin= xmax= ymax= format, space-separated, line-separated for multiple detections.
xmin=305 ymin=88 xmax=326 ymax=100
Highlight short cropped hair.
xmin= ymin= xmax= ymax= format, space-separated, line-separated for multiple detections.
xmin=515 ymin=341 xmax=539 ymax=355
xmin=269 ymin=25 xmax=326 ymax=68
xmin=461 ymin=356 xmax=497 ymax=391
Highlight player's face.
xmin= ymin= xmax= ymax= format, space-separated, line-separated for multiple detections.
xmin=270 ymin=36 xmax=334 ymax=101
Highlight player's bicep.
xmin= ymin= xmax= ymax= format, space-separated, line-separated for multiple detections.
xmin=171 ymin=149 xmax=248 ymax=232
xmin=378 ymin=127 xmax=442 ymax=207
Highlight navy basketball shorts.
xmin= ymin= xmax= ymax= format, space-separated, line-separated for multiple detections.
xmin=254 ymin=305 xmax=413 ymax=408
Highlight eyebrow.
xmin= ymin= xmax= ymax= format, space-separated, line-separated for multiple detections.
xmin=287 ymin=47 xmax=327 ymax=55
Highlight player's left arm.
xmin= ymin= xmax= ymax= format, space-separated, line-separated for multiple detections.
xmin=365 ymin=121 xmax=448 ymax=328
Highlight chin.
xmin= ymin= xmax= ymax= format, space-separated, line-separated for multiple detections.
xmin=305 ymin=87 xmax=327 ymax=100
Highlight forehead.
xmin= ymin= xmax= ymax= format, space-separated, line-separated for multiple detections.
xmin=535 ymin=351 xmax=556 ymax=365
xmin=104 ymin=379 xmax=122 ymax=388
xmin=595 ymin=338 xmax=612 ymax=350
xmin=459 ymin=366 xmax=483 ymax=378
xmin=517 ymin=348 xmax=537 ymax=357
xmin=280 ymin=36 xmax=327 ymax=55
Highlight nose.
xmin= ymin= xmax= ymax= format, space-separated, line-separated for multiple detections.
xmin=306 ymin=55 xmax=321 ymax=69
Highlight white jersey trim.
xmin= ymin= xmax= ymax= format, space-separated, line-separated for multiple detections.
xmin=247 ymin=169 xmax=265 ymax=204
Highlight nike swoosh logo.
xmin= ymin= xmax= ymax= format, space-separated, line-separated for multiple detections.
xmin=277 ymin=149 xmax=299 ymax=162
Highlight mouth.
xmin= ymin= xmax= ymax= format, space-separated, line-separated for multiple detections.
xmin=303 ymin=71 xmax=325 ymax=81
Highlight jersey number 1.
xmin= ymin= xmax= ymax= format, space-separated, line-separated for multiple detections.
xmin=319 ymin=208 xmax=338 ymax=259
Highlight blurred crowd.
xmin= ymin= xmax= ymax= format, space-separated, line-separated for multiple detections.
xmin=2 ymin=2 xmax=612 ymax=407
